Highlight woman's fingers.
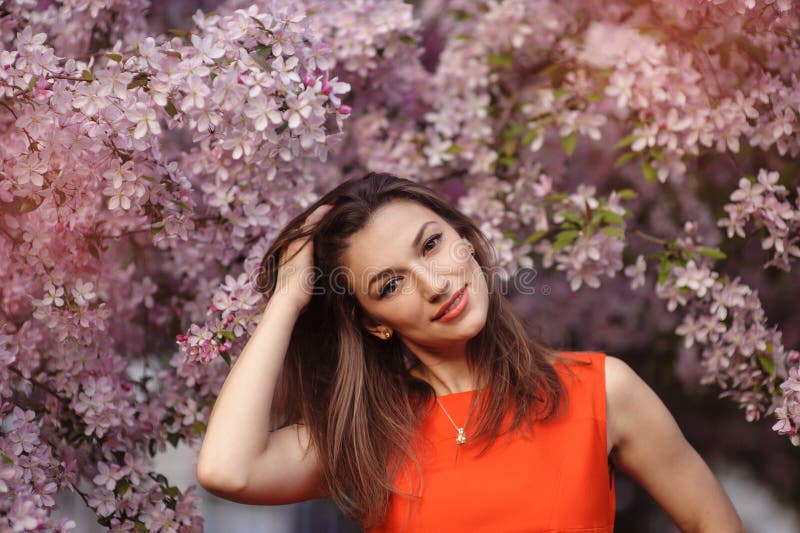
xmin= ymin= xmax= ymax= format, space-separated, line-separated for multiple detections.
xmin=282 ymin=204 xmax=333 ymax=266
xmin=274 ymin=204 xmax=334 ymax=310
xmin=302 ymin=203 xmax=333 ymax=229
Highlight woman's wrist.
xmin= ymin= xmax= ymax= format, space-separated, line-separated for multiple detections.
xmin=263 ymin=292 xmax=307 ymax=320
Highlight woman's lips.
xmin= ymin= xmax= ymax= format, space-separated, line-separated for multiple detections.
xmin=433 ymin=285 xmax=468 ymax=322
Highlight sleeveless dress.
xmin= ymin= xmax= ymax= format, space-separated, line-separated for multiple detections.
xmin=367 ymin=351 xmax=615 ymax=532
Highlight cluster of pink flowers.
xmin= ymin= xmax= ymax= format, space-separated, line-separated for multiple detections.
xmin=3 ymin=0 xmax=800 ymax=528
xmin=658 ymin=258 xmax=799 ymax=427
xmin=1 ymin=0 xmax=351 ymax=528
xmin=719 ymin=169 xmax=800 ymax=271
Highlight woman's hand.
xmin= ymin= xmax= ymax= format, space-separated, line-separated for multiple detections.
xmin=272 ymin=203 xmax=333 ymax=314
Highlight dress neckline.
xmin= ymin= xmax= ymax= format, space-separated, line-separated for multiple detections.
xmin=436 ymin=387 xmax=487 ymax=399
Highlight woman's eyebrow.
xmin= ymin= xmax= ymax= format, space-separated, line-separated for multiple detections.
xmin=366 ymin=220 xmax=440 ymax=294
xmin=411 ymin=220 xmax=437 ymax=248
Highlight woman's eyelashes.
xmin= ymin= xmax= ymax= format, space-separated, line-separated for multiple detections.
xmin=378 ymin=233 xmax=443 ymax=298
xmin=422 ymin=232 xmax=442 ymax=254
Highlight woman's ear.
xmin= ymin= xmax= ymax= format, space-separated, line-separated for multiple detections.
xmin=360 ymin=314 xmax=393 ymax=340
xmin=366 ymin=327 xmax=393 ymax=340
xmin=352 ymin=304 xmax=392 ymax=340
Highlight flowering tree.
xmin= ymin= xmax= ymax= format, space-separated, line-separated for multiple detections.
xmin=0 ymin=0 xmax=798 ymax=530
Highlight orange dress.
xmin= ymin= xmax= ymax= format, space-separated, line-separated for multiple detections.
xmin=368 ymin=351 xmax=615 ymax=533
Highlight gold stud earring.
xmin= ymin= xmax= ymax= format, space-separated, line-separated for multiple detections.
xmin=384 ymin=330 xmax=391 ymax=339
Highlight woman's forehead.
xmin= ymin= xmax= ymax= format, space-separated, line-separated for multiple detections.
xmin=341 ymin=201 xmax=446 ymax=283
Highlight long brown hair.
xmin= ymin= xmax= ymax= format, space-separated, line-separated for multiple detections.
xmin=255 ymin=172 xmax=564 ymax=527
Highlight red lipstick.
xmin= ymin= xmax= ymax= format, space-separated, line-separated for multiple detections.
xmin=433 ymin=285 xmax=468 ymax=322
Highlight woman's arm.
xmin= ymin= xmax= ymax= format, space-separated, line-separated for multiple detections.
xmin=196 ymin=205 xmax=331 ymax=504
xmin=605 ymin=356 xmax=744 ymax=533
xmin=195 ymin=296 xmax=324 ymax=504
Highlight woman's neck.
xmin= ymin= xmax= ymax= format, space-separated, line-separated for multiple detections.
xmin=409 ymin=357 xmax=481 ymax=396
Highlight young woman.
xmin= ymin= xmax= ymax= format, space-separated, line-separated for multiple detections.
xmin=196 ymin=172 xmax=743 ymax=532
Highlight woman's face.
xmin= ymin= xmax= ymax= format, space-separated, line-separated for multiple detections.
xmin=342 ymin=200 xmax=490 ymax=355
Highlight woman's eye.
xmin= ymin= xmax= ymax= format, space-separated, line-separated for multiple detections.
xmin=423 ymin=233 xmax=442 ymax=254
xmin=379 ymin=278 xmax=400 ymax=297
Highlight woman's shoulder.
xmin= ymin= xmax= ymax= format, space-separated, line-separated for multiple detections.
xmin=553 ymin=350 xmax=607 ymax=376
xmin=550 ymin=351 xmax=613 ymax=417
xmin=552 ymin=351 xmax=640 ymax=413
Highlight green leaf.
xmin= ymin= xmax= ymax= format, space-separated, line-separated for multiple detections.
xmin=561 ymin=211 xmax=582 ymax=225
xmin=696 ymin=247 xmax=726 ymax=260
xmin=501 ymin=138 xmax=516 ymax=156
xmin=1 ymin=453 xmax=13 ymax=465
xmin=168 ymin=29 xmax=186 ymax=38
xmin=657 ymin=258 xmax=671 ymax=285
xmin=167 ymin=433 xmax=180 ymax=448
xmin=552 ymin=229 xmax=580 ymax=251
xmin=82 ymin=69 xmax=95 ymax=81
xmin=249 ymin=51 xmax=271 ymax=71
xmin=214 ymin=57 xmax=234 ymax=68
xmin=164 ymin=100 xmax=178 ymax=118
xmin=453 ymin=8 xmax=470 ymax=21
xmin=642 ymin=161 xmax=657 ymax=183
xmin=220 ymin=351 xmax=232 ymax=366
xmin=249 ymin=16 xmax=268 ymax=31
xmin=116 ymin=477 xmax=130 ymax=497
xmin=599 ymin=210 xmax=625 ymax=226
xmin=521 ymin=128 xmax=540 ymax=147
xmin=502 ymin=230 xmax=519 ymax=245
xmin=502 ymin=124 xmax=524 ymax=140
xmin=601 ymin=226 xmax=625 ymax=239
xmin=735 ymin=36 xmax=768 ymax=66
xmin=559 ymin=133 xmax=578 ymax=156
xmin=164 ymin=485 xmax=180 ymax=498
xmin=552 ymin=88 xmax=569 ymax=99
xmin=445 ymin=144 xmax=464 ymax=154
xmin=106 ymin=53 xmax=123 ymax=62
xmin=614 ymin=151 xmax=637 ymax=168
xmin=524 ymin=229 xmax=549 ymax=245
xmin=192 ymin=421 xmax=206 ymax=435
xmin=127 ymin=73 xmax=149 ymax=90
xmin=546 ymin=192 xmax=568 ymax=201
xmin=487 ymin=51 xmax=513 ymax=69
xmin=758 ymin=355 xmax=775 ymax=375
xmin=88 ymin=243 xmax=100 ymax=260
xmin=19 ymin=197 xmax=41 ymax=213
xmin=616 ymin=188 xmax=638 ymax=200
xmin=614 ymin=134 xmax=637 ymax=149
xmin=219 ymin=329 xmax=236 ymax=342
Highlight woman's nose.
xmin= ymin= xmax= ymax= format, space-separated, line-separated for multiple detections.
xmin=422 ymin=266 xmax=450 ymax=301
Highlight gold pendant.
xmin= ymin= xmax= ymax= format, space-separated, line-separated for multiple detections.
xmin=456 ymin=427 xmax=466 ymax=445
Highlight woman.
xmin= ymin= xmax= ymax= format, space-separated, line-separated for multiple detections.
xmin=196 ymin=172 xmax=743 ymax=532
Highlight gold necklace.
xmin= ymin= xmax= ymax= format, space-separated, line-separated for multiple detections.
xmin=436 ymin=397 xmax=470 ymax=445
